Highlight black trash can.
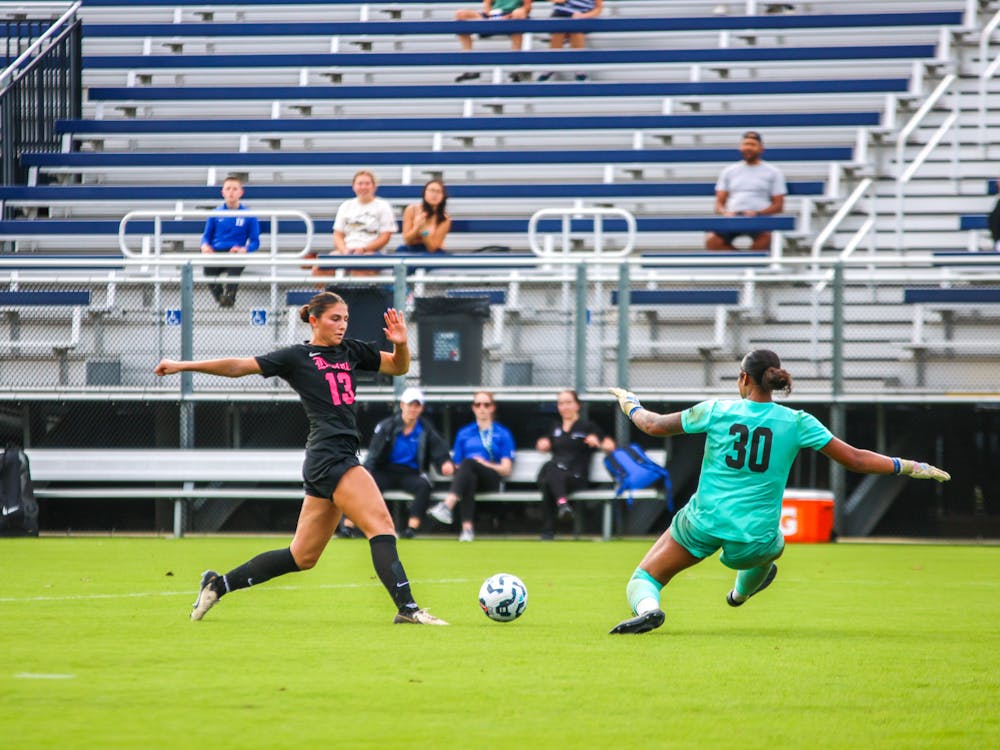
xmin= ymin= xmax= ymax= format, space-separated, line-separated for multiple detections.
xmin=326 ymin=284 xmax=394 ymax=382
xmin=413 ymin=296 xmax=491 ymax=386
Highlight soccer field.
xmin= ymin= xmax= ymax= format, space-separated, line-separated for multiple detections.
xmin=1 ymin=537 xmax=997 ymax=750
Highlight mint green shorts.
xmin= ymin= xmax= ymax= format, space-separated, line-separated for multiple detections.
xmin=669 ymin=505 xmax=784 ymax=570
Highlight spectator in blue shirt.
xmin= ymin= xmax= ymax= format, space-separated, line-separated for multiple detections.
xmin=200 ymin=175 xmax=260 ymax=307
xmin=428 ymin=391 xmax=515 ymax=541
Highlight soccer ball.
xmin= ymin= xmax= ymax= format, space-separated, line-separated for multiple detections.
xmin=478 ymin=573 xmax=528 ymax=622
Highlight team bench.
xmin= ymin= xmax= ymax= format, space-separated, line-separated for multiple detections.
xmin=27 ymin=447 xmax=669 ymax=540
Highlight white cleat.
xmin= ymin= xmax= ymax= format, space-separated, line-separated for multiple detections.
xmin=191 ymin=570 xmax=220 ymax=621
xmin=393 ymin=608 xmax=449 ymax=625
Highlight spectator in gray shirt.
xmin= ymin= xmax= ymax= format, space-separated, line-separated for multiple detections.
xmin=705 ymin=131 xmax=787 ymax=251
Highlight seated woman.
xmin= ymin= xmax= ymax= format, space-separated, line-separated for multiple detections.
xmin=427 ymin=391 xmax=515 ymax=541
xmin=396 ymin=179 xmax=452 ymax=254
xmin=314 ymin=170 xmax=396 ymax=277
xmin=535 ymin=388 xmax=615 ymax=539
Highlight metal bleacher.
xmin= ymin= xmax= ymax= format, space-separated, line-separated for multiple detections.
xmin=2 ymin=0 xmax=999 ymax=407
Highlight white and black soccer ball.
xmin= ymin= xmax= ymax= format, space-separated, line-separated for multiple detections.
xmin=478 ymin=573 xmax=528 ymax=622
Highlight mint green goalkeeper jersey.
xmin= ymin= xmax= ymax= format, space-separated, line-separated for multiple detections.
xmin=680 ymin=398 xmax=833 ymax=541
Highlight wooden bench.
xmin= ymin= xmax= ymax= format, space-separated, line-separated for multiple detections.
xmin=902 ymin=286 xmax=1000 ymax=386
xmin=27 ymin=447 xmax=669 ymax=540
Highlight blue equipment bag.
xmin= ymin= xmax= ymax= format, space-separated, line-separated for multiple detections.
xmin=604 ymin=444 xmax=673 ymax=512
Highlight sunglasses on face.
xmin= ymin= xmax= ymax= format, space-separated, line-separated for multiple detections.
xmin=472 ymin=401 xmax=493 ymax=408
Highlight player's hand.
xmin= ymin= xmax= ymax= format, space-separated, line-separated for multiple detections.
xmin=154 ymin=359 xmax=181 ymax=376
xmin=609 ymin=387 xmax=642 ymax=417
xmin=383 ymin=308 xmax=408 ymax=345
xmin=900 ymin=459 xmax=951 ymax=482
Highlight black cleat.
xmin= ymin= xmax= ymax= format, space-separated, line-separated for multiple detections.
xmin=727 ymin=563 xmax=778 ymax=607
xmin=454 ymin=71 xmax=481 ymax=83
xmin=609 ymin=609 xmax=665 ymax=634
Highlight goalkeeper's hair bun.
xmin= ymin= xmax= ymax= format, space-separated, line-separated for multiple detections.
xmin=740 ymin=349 xmax=792 ymax=396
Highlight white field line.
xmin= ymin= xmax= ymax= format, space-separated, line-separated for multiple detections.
xmin=0 ymin=578 xmax=475 ymax=604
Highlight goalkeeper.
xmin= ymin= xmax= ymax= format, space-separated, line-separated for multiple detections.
xmin=607 ymin=349 xmax=950 ymax=635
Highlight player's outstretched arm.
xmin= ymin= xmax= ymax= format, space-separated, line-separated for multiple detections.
xmin=155 ymin=357 xmax=261 ymax=378
xmin=820 ymin=438 xmax=950 ymax=482
xmin=609 ymin=387 xmax=683 ymax=437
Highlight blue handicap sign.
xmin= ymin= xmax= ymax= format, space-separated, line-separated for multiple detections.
xmin=251 ymin=309 xmax=267 ymax=326
xmin=165 ymin=309 xmax=182 ymax=326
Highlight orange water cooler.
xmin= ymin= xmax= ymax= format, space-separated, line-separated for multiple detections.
xmin=780 ymin=489 xmax=835 ymax=543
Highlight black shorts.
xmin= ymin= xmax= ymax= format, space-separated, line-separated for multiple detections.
xmin=303 ymin=451 xmax=362 ymax=500
xmin=712 ymin=231 xmax=767 ymax=244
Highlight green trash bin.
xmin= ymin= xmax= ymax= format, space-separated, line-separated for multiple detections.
xmin=414 ymin=296 xmax=491 ymax=386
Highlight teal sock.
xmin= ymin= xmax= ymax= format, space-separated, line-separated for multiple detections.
xmin=626 ymin=568 xmax=664 ymax=615
xmin=734 ymin=564 xmax=773 ymax=599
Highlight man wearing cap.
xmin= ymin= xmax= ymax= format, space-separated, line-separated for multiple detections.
xmin=706 ymin=131 xmax=787 ymax=251
xmin=359 ymin=386 xmax=455 ymax=539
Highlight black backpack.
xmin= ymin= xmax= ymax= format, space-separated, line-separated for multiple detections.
xmin=0 ymin=444 xmax=39 ymax=537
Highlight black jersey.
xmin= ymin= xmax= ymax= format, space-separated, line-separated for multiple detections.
xmin=256 ymin=339 xmax=381 ymax=453
xmin=545 ymin=418 xmax=606 ymax=478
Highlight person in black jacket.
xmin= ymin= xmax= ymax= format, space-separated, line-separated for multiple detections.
xmin=364 ymin=386 xmax=455 ymax=538
xmin=535 ymin=388 xmax=616 ymax=540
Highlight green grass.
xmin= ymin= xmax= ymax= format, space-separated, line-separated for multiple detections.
xmin=1 ymin=537 xmax=998 ymax=749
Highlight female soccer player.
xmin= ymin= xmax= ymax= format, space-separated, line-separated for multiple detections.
xmin=154 ymin=291 xmax=447 ymax=625
xmin=607 ymin=349 xmax=950 ymax=635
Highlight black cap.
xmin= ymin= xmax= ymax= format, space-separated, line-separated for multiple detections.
xmin=740 ymin=349 xmax=780 ymax=383
xmin=741 ymin=130 xmax=763 ymax=144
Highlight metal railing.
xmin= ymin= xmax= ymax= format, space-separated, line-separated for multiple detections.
xmin=0 ymin=2 xmax=82 ymax=190
xmin=979 ymin=8 xmax=1000 ymax=148
xmin=1 ymin=252 xmax=999 ymax=405
xmin=527 ymin=206 xmax=637 ymax=257
xmin=118 ymin=208 xmax=316 ymax=257
xmin=894 ymin=73 xmax=959 ymax=250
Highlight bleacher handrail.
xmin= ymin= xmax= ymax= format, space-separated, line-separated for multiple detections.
xmin=117 ymin=207 xmax=315 ymax=258
xmin=528 ymin=207 xmax=637 ymax=258
xmin=893 ymin=72 xmax=958 ymax=249
xmin=979 ymin=8 xmax=1000 ymax=146
xmin=0 ymin=1 xmax=80 ymax=89
xmin=811 ymin=177 xmax=873 ymax=260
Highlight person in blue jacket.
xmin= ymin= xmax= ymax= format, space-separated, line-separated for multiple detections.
xmin=200 ymin=175 xmax=260 ymax=307
xmin=428 ymin=391 xmax=515 ymax=541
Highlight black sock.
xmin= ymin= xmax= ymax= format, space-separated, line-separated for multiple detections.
xmin=218 ymin=547 xmax=299 ymax=597
xmin=369 ymin=534 xmax=417 ymax=611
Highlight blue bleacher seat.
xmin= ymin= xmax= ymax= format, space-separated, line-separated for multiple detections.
xmin=0 ymin=182 xmax=825 ymax=202
xmin=86 ymin=79 xmax=910 ymax=102
xmin=82 ymin=45 xmax=937 ymax=70
xmin=54 ymin=111 xmax=882 ymax=136
xmin=80 ymin=13 xmax=965 ymax=38
xmin=20 ymin=147 xmax=852 ymax=169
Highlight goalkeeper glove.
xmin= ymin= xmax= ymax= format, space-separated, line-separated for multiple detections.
xmin=893 ymin=458 xmax=951 ymax=483
xmin=609 ymin=387 xmax=643 ymax=418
